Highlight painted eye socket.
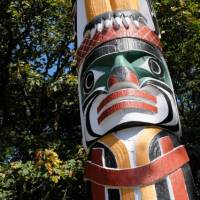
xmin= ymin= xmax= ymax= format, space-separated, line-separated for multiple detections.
xmin=148 ymin=58 xmax=163 ymax=77
xmin=83 ymin=71 xmax=95 ymax=93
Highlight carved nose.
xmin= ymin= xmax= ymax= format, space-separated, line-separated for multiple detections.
xmin=108 ymin=66 xmax=139 ymax=90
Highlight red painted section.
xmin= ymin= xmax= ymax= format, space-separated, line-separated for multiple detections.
xmin=108 ymin=76 xmax=119 ymax=89
xmin=85 ymin=146 xmax=189 ymax=187
xmin=159 ymin=136 xmax=174 ymax=153
xmin=91 ymin=149 xmax=105 ymax=200
xmin=98 ymin=101 xmax=157 ymax=124
xmin=97 ymin=89 xmax=157 ymax=113
xmin=159 ymin=136 xmax=189 ymax=200
xmin=77 ymin=24 xmax=161 ymax=66
xmin=91 ymin=148 xmax=103 ymax=166
xmin=169 ymin=169 xmax=189 ymax=200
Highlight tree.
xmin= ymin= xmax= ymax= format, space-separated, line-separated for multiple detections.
xmin=0 ymin=0 xmax=86 ymax=199
xmin=155 ymin=0 xmax=200 ymax=196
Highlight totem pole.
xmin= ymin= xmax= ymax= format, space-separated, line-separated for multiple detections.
xmin=75 ymin=0 xmax=196 ymax=199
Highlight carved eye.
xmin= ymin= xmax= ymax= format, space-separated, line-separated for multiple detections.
xmin=148 ymin=58 xmax=163 ymax=77
xmin=83 ymin=71 xmax=95 ymax=93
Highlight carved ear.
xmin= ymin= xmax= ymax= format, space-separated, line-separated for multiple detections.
xmin=110 ymin=0 xmax=139 ymax=11
xmin=85 ymin=0 xmax=112 ymax=21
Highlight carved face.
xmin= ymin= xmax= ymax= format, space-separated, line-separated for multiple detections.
xmin=78 ymin=38 xmax=180 ymax=147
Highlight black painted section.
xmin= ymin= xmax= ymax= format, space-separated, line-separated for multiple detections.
xmin=155 ymin=179 xmax=171 ymax=200
xmin=108 ymin=189 xmax=120 ymax=200
xmin=182 ymin=164 xmax=197 ymax=200
xmin=149 ymin=140 xmax=161 ymax=160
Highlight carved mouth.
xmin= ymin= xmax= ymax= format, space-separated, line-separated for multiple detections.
xmin=97 ymin=88 xmax=157 ymax=124
xmin=84 ymin=10 xmax=147 ymax=38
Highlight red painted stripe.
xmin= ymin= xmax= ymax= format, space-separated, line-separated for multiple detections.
xmin=97 ymin=89 xmax=157 ymax=113
xmin=159 ymin=137 xmax=190 ymax=200
xmin=159 ymin=136 xmax=174 ymax=153
xmin=85 ymin=146 xmax=189 ymax=187
xmin=169 ymin=169 xmax=189 ymax=200
xmin=91 ymin=148 xmax=103 ymax=165
xmin=91 ymin=149 xmax=105 ymax=200
xmin=98 ymin=101 xmax=157 ymax=124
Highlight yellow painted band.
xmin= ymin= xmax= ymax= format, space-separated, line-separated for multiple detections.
xmin=110 ymin=0 xmax=139 ymax=11
xmin=85 ymin=0 xmax=140 ymax=21
xmin=100 ymin=133 xmax=130 ymax=168
xmin=136 ymin=127 xmax=162 ymax=200
xmin=85 ymin=0 xmax=112 ymax=21
xmin=99 ymin=133 xmax=135 ymax=200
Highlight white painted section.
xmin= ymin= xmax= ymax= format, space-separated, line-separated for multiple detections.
xmin=139 ymin=0 xmax=155 ymax=31
xmin=134 ymin=187 xmax=142 ymax=200
xmin=115 ymin=128 xmax=138 ymax=168
xmin=167 ymin=176 xmax=175 ymax=200
xmin=105 ymin=187 xmax=109 ymax=200
xmin=115 ymin=128 xmax=143 ymax=199
xmin=76 ymin=0 xmax=88 ymax=47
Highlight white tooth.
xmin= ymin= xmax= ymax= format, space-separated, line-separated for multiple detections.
xmin=113 ymin=17 xmax=120 ymax=30
xmin=115 ymin=17 xmax=122 ymax=27
xmin=105 ymin=19 xmax=112 ymax=28
xmin=125 ymin=17 xmax=131 ymax=25
xmin=97 ymin=22 xmax=103 ymax=32
xmin=90 ymin=26 xmax=96 ymax=38
xmin=122 ymin=16 xmax=129 ymax=29
xmin=133 ymin=20 xmax=140 ymax=28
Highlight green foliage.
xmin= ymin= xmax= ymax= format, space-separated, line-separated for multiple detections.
xmin=0 ymin=0 xmax=199 ymax=199
xmin=0 ymin=0 xmax=87 ymax=199
xmin=0 ymin=146 xmax=86 ymax=200
xmin=155 ymin=0 xmax=200 ymax=196
xmin=155 ymin=0 xmax=200 ymax=126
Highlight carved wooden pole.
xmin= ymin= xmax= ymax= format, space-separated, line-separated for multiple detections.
xmin=75 ymin=0 xmax=196 ymax=199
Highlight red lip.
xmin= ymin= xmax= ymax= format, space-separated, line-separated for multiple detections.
xmin=97 ymin=89 xmax=157 ymax=124
xmin=97 ymin=89 xmax=157 ymax=113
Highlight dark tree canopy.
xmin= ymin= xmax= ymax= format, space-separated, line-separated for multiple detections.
xmin=0 ymin=0 xmax=199 ymax=199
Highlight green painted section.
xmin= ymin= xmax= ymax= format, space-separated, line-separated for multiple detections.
xmin=80 ymin=51 xmax=173 ymax=104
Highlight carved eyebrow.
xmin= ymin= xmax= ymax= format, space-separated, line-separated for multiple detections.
xmin=82 ymin=38 xmax=162 ymax=73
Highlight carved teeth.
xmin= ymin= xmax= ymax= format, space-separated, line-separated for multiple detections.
xmin=97 ymin=21 xmax=104 ymax=32
xmin=115 ymin=17 xmax=123 ymax=27
xmin=133 ymin=20 xmax=140 ymax=28
xmin=86 ymin=17 xmax=141 ymax=38
xmin=105 ymin=19 xmax=112 ymax=29
xmin=122 ymin=16 xmax=130 ymax=29
xmin=83 ymin=11 xmax=148 ymax=38
xmin=83 ymin=11 xmax=147 ymax=38
xmin=113 ymin=17 xmax=120 ymax=30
